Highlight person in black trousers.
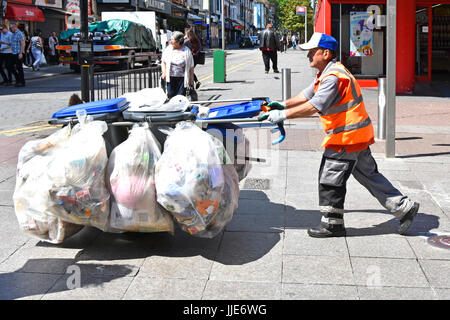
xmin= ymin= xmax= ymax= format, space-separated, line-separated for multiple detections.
xmin=258 ymin=24 xmax=281 ymax=74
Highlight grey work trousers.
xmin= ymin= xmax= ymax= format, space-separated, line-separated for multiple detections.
xmin=319 ymin=147 xmax=414 ymax=219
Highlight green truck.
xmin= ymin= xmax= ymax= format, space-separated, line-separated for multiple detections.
xmin=57 ymin=18 xmax=159 ymax=72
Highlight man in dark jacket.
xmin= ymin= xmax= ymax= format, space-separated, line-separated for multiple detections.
xmin=259 ymin=24 xmax=280 ymax=74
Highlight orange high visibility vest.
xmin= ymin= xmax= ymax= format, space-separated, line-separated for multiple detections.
xmin=314 ymin=62 xmax=374 ymax=152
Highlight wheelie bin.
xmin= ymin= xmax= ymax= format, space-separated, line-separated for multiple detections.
xmin=49 ymin=97 xmax=130 ymax=155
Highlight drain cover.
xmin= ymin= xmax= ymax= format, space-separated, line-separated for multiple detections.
xmin=243 ymin=178 xmax=271 ymax=190
xmin=428 ymin=235 xmax=450 ymax=250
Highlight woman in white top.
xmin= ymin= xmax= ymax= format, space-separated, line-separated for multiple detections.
xmin=161 ymin=31 xmax=194 ymax=99
xmin=27 ymin=31 xmax=43 ymax=71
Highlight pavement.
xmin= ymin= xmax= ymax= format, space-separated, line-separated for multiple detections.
xmin=0 ymin=49 xmax=450 ymax=301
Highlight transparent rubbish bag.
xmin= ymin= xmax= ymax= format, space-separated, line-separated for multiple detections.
xmin=155 ymin=122 xmax=239 ymax=238
xmin=13 ymin=125 xmax=83 ymax=244
xmin=107 ymin=123 xmax=174 ymax=233
xmin=46 ymin=110 xmax=111 ymax=231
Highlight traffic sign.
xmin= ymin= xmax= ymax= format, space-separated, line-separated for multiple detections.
xmin=296 ymin=6 xmax=306 ymax=15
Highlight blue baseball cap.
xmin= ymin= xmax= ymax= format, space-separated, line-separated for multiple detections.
xmin=299 ymin=33 xmax=338 ymax=51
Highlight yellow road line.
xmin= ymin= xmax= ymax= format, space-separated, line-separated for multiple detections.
xmin=1 ymin=124 xmax=61 ymax=136
xmin=198 ymin=57 xmax=260 ymax=82
xmin=0 ymin=124 xmax=53 ymax=134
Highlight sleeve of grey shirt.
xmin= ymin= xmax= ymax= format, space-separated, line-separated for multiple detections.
xmin=302 ymin=81 xmax=315 ymax=101
xmin=306 ymin=75 xmax=340 ymax=115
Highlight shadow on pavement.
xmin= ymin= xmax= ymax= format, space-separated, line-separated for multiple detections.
xmin=0 ymin=259 xmax=133 ymax=300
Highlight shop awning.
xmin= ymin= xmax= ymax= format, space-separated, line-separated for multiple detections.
xmin=5 ymin=3 xmax=45 ymax=22
xmin=187 ymin=13 xmax=203 ymax=21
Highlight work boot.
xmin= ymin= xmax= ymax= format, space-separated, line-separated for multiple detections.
xmin=308 ymin=211 xmax=346 ymax=238
xmin=398 ymin=202 xmax=420 ymax=235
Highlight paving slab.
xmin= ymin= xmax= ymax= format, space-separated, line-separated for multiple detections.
xmin=283 ymin=229 xmax=348 ymax=257
xmin=351 ymin=257 xmax=430 ymax=288
xmin=346 ymin=235 xmax=416 ymax=259
xmin=123 ymin=276 xmax=207 ymax=300
xmin=0 ymin=271 xmax=62 ymax=300
xmin=282 ymin=255 xmax=354 ymax=286
xmin=282 ymin=283 xmax=359 ymax=300
xmin=139 ymin=249 xmax=215 ymax=280
xmin=357 ymin=286 xmax=438 ymax=300
xmin=407 ymin=236 xmax=450 ymax=260
xmin=419 ymin=259 xmax=450 ymax=289
xmin=41 ymin=272 xmax=134 ymax=300
xmin=203 ymin=280 xmax=282 ymax=300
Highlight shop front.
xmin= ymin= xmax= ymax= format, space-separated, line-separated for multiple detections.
xmin=314 ymin=0 xmax=450 ymax=94
xmin=3 ymin=0 xmax=45 ymax=36
xmin=34 ymin=0 xmax=66 ymax=38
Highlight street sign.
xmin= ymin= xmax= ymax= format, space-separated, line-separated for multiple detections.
xmin=296 ymin=6 xmax=306 ymax=15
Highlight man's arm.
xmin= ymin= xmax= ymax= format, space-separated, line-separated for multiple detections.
xmin=284 ymin=91 xmax=310 ymax=109
xmin=285 ymin=101 xmax=319 ymax=119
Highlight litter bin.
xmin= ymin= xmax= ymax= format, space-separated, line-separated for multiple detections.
xmin=122 ymin=106 xmax=199 ymax=150
xmin=49 ymin=97 xmax=130 ymax=155
xmin=213 ymin=50 xmax=226 ymax=83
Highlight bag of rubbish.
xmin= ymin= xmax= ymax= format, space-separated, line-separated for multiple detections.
xmin=106 ymin=123 xmax=174 ymax=233
xmin=155 ymin=122 xmax=239 ymax=238
xmin=13 ymin=125 xmax=83 ymax=244
xmin=46 ymin=110 xmax=111 ymax=231
xmin=121 ymin=88 xmax=167 ymax=111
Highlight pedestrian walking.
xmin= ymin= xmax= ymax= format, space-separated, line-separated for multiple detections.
xmin=27 ymin=31 xmax=44 ymax=71
xmin=259 ymin=24 xmax=280 ymax=74
xmin=184 ymin=28 xmax=202 ymax=89
xmin=281 ymin=34 xmax=288 ymax=53
xmin=10 ymin=23 xmax=26 ymax=87
xmin=161 ymin=31 xmax=194 ymax=99
xmin=48 ymin=32 xmax=59 ymax=65
xmin=0 ymin=24 xmax=13 ymax=86
xmin=261 ymin=33 xmax=420 ymax=238
xmin=291 ymin=34 xmax=298 ymax=50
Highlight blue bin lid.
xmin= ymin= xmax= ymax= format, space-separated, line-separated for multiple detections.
xmin=51 ymin=98 xmax=129 ymax=119
xmin=198 ymin=100 xmax=262 ymax=120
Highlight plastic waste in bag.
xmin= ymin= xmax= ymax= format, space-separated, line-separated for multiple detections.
xmin=123 ymin=88 xmax=190 ymax=112
xmin=46 ymin=110 xmax=111 ymax=230
xmin=107 ymin=123 xmax=174 ymax=233
xmin=13 ymin=125 xmax=84 ymax=244
xmin=155 ymin=122 xmax=239 ymax=238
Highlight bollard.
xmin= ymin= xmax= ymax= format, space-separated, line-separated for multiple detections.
xmin=377 ymin=77 xmax=387 ymax=140
xmin=282 ymin=68 xmax=291 ymax=101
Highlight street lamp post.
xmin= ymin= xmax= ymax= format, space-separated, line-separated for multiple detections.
xmin=80 ymin=0 xmax=90 ymax=102
xmin=222 ymin=0 xmax=226 ymax=50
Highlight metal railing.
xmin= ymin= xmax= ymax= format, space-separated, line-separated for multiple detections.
xmin=92 ymin=65 xmax=162 ymax=101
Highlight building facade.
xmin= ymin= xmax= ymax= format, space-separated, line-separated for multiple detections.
xmin=314 ymin=0 xmax=450 ymax=94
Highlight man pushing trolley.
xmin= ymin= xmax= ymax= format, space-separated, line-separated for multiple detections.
xmin=260 ymin=33 xmax=420 ymax=238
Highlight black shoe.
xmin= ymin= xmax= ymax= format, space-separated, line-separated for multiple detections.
xmin=273 ymin=70 xmax=280 ymax=73
xmin=398 ymin=202 xmax=420 ymax=235
xmin=14 ymin=83 xmax=25 ymax=87
xmin=308 ymin=223 xmax=346 ymax=238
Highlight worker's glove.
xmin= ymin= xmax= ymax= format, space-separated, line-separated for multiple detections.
xmin=266 ymin=110 xmax=287 ymax=123
xmin=268 ymin=101 xmax=286 ymax=110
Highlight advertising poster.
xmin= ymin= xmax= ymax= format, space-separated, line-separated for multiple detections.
xmin=350 ymin=11 xmax=374 ymax=56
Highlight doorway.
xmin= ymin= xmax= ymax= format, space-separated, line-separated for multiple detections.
xmin=416 ymin=4 xmax=450 ymax=82
xmin=431 ymin=4 xmax=450 ymax=81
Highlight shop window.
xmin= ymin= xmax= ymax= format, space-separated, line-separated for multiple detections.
xmin=331 ymin=3 xmax=386 ymax=78
xmin=431 ymin=5 xmax=450 ymax=79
